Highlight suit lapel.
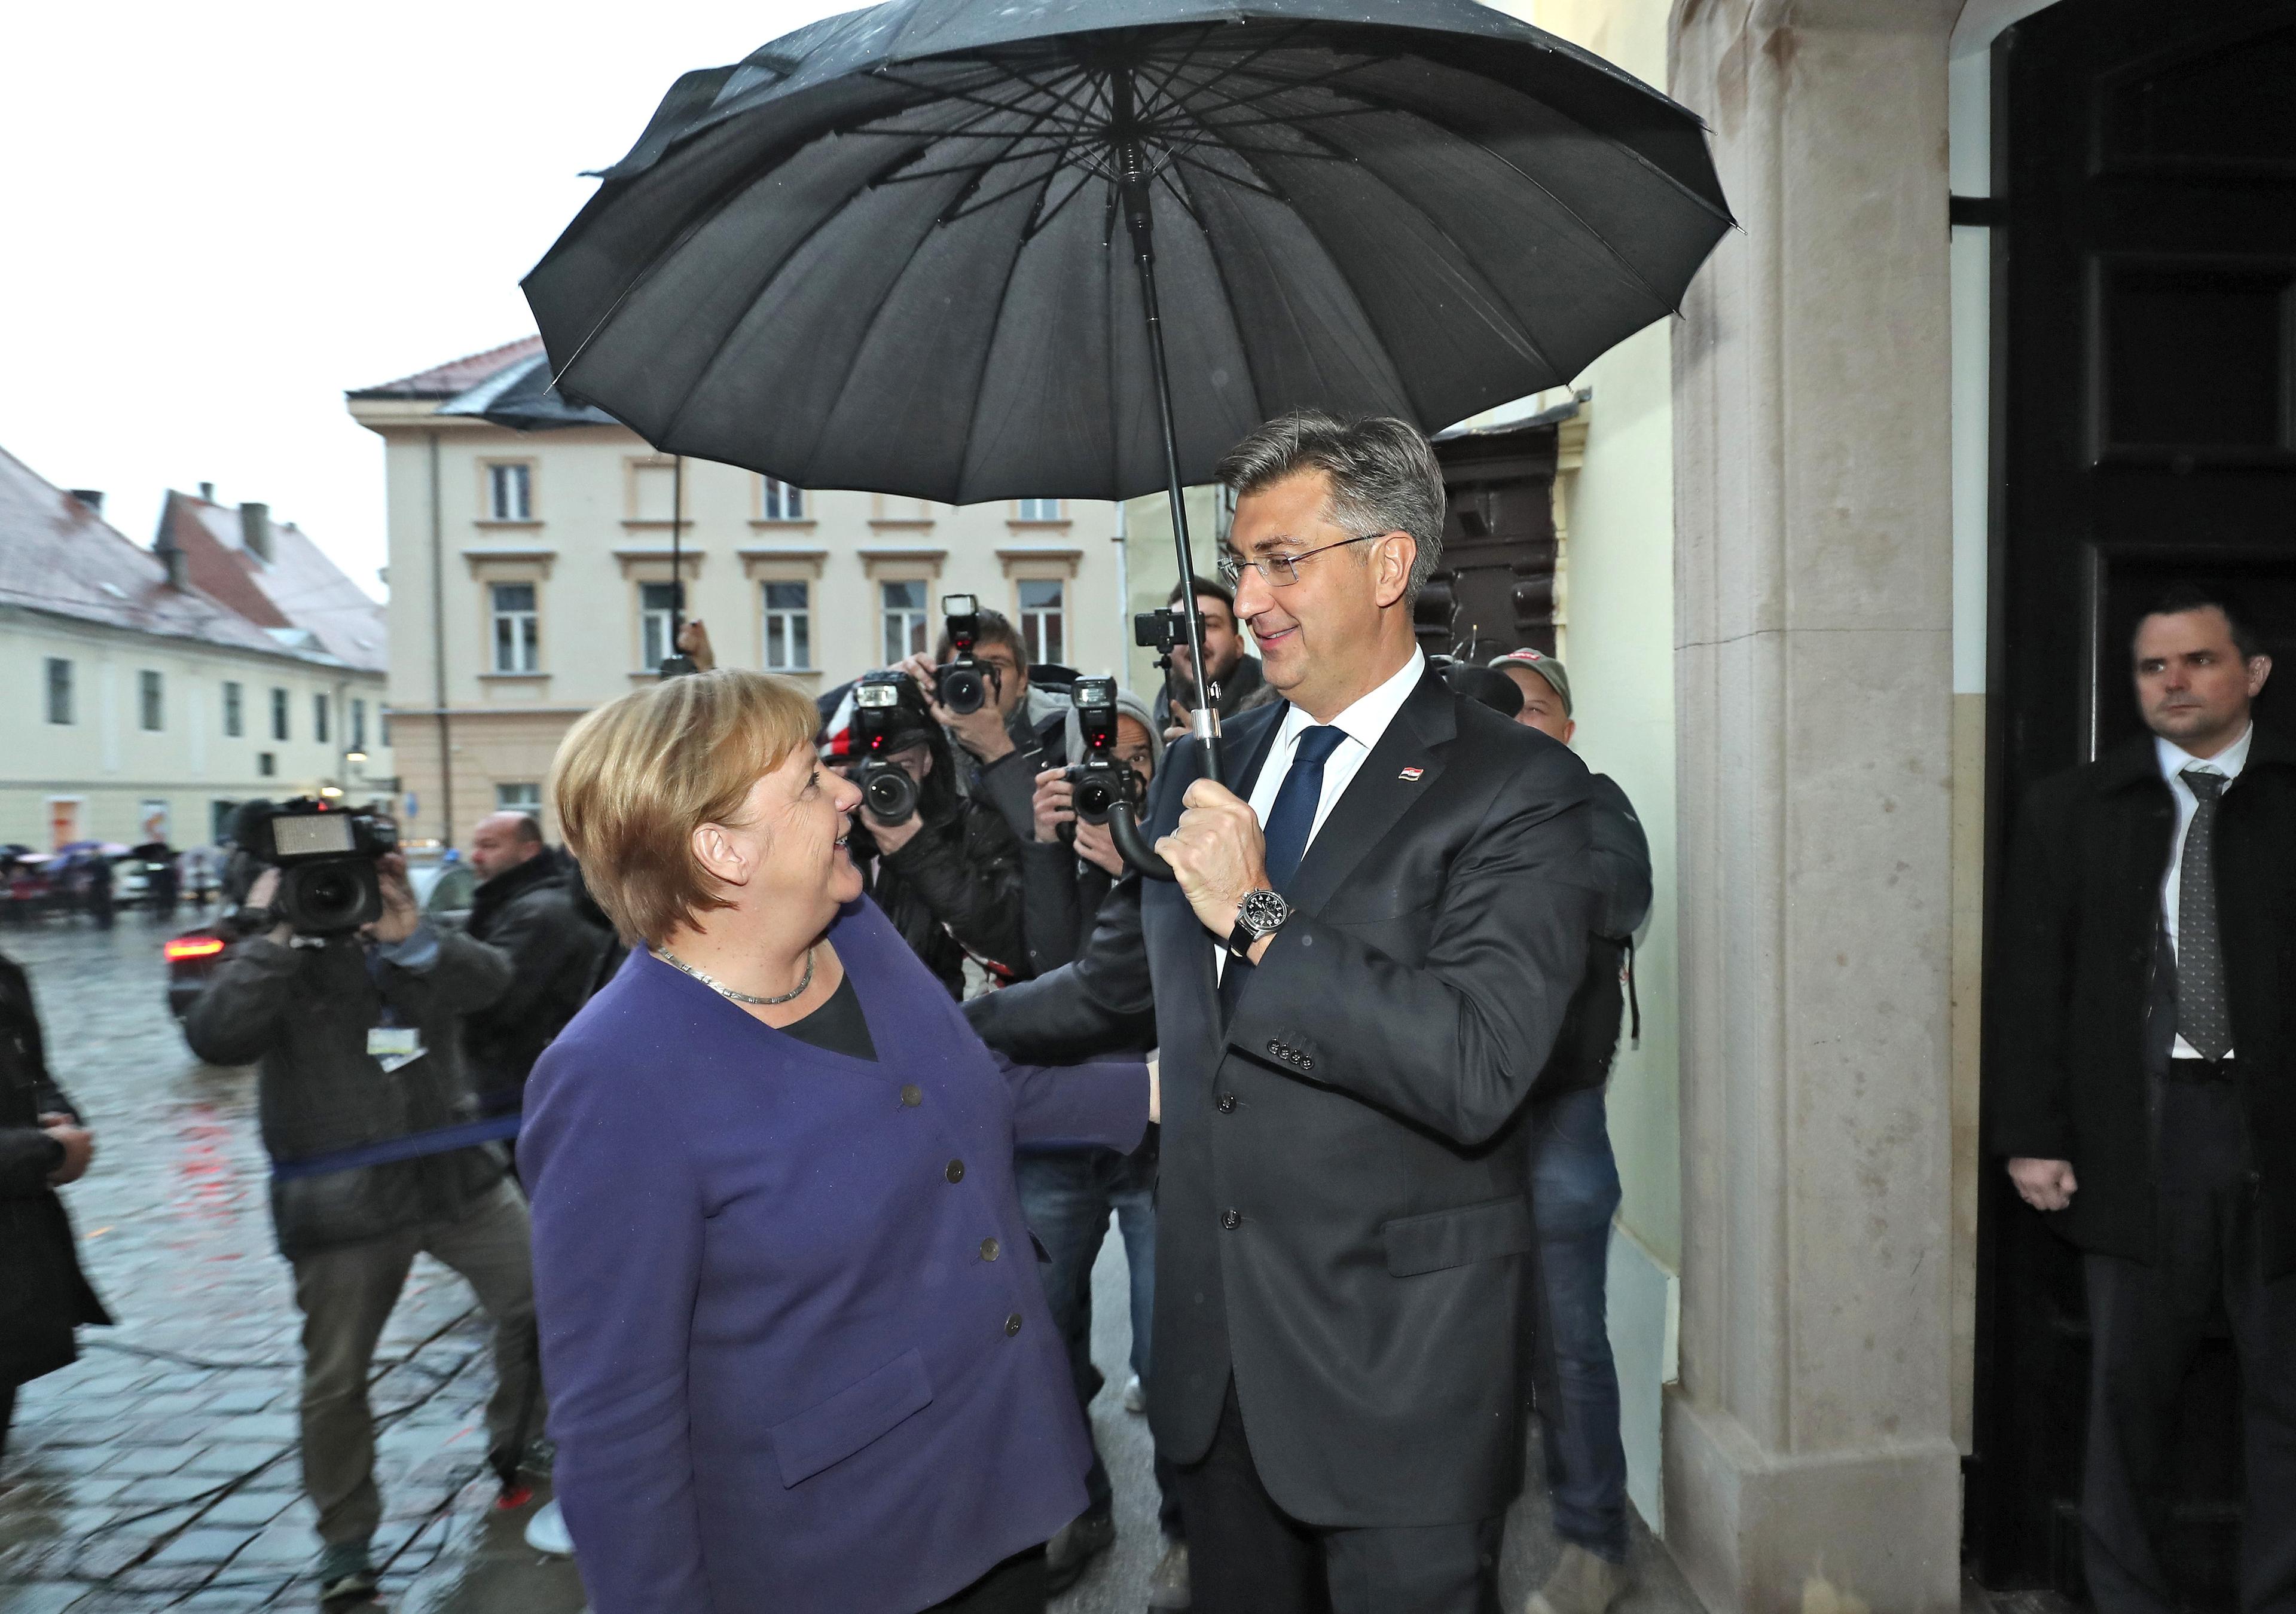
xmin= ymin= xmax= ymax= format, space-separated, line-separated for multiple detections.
xmin=1285 ymin=672 xmax=1458 ymax=917
xmin=1228 ymin=704 xmax=1287 ymax=801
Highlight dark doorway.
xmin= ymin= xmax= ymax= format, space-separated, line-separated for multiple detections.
xmin=1972 ymin=0 xmax=2296 ymax=1603
xmin=1425 ymin=404 xmax=1568 ymax=664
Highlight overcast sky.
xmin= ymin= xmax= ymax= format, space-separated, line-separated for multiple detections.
xmin=0 ymin=1 xmax=853 ymax=600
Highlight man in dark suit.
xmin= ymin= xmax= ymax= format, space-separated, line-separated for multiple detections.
xmin=966 ymin=411 xmax=1596 ymax=1614
xmin=1994 ymin=586 xmax=2296 ymax=1613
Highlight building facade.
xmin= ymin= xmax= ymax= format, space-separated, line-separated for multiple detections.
xmin=0 ymin=449 xmax=391 ymax=851
xmin=348 ymin=338 xmax=1132 ymax=846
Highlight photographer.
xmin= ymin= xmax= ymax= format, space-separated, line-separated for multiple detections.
xmin=1155 ymin=574 xmax=1272 ymax=741
xmin=181 ymin=818 xmax=544 ymax=1613
xmin=839 ymin=676 xmax=1033 ymax=998
xmin=460 ymin=811 xmax=609 ymax=1127
xmin=897 ymin=603 xmax=1072 ymax=845
xmin=1016 ymin=684 xmax=1189 ymax=1602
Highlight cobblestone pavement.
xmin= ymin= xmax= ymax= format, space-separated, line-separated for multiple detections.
xmin=1 ymin=912 xmax=1700 ymax=1614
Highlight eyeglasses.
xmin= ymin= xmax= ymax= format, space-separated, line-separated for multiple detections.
xmin=1217 ymin=533 xmax=1383 ymax=590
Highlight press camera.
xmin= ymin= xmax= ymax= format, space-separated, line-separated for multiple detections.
xmin=852 ymin=671 xmax=925 ymax=826
xmin=1062 ymin=676 xmax=1141 ymax=828
xmin=936 ymin=594 xmax=997 ymax=716
xmin=242 ymin=798 xmax=399 ymax=936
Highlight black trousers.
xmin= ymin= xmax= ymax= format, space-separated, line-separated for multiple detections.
xmin=2083 ymin=1079 xmax=2296 ymax=1614
xmin=1176 ymin=1380 xmax=1503 ymax=1614
xmin=923 ymin=1546 xmax=1046 ymax=1614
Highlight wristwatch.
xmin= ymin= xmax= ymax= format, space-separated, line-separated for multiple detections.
xmin=1228 ymin=888 xmax=1292 ymax=959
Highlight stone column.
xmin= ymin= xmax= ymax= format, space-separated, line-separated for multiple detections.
xmin=1666 ymin=2 xmax=1962 ymax=1610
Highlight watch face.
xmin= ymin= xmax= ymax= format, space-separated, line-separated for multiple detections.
xmin=1241 ymin=889 xmax=1289 ymax=934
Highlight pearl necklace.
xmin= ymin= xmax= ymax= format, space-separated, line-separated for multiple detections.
xmin=654 ymin=944 xmax=815 ymax=1006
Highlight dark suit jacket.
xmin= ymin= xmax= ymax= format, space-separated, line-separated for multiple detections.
xmin=966 ymin=669 xmax=1596 ymax=1527
xmin=1992 ymin=728 xmax=2296 ymax=1277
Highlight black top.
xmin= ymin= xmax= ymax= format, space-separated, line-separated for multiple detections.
xmin=777 ymin=971 xmax=877 ymax=1062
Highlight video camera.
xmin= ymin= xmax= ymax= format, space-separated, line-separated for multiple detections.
xmin=936 ymin=594 xmax=997 ymax=716
xmin=241 ymin=798 xmax=399 ymax=936
xmin=852 ymin=671 xmax=926 ymax=826
xmin=1062 ymin=676 xmax=1141 ymax=829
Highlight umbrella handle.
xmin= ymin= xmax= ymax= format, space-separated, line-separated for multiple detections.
xmin=1108 ymin=800 xmax=1175 ymax=882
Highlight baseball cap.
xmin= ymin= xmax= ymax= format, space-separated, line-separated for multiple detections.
xmin=1487 ymin=649 xmax=1571 ymax=716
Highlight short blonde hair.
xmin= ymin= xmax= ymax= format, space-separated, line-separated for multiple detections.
xmin=549 ymin=670 xmax=819 ymax=946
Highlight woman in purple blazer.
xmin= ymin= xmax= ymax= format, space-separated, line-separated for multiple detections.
xmin=523 ymin=671 xmax=1152 ymax=1614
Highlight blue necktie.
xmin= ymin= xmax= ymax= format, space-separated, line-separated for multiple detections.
xmin=1222 ymin=724 xmax=1346 ymax=1016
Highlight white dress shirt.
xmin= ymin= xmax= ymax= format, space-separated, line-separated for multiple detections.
xmin=1212 ymin=649 xmax=1426 ymax=981
xmin=2157 ymin=722 xmax=2252 ymax=1059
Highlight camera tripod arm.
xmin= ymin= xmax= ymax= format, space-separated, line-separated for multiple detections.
xmin=1108 ymin=800 xmax=1176 ymax=882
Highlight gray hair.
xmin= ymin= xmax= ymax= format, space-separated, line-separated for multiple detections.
xmin=1213 ymin=411 xmax=1447 ymax=604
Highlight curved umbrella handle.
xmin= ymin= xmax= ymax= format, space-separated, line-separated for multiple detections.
xmin=1109 ymin=799 xmax=1175 ymax=882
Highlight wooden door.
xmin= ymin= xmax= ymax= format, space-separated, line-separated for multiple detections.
xmin=1972 ymin=0 xmax=2296 ymax=1601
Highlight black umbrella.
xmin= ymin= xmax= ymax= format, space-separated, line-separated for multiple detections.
xmin=523 ymin=0 xmax=1727 ymax=810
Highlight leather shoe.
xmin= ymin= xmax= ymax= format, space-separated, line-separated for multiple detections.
xmin=1527 ymin=1543 xmax=1629 ymax=1614
xmin=1146 ymin=1537 xmax=1191 ymax=1610
xmin=1044 ymin=1507 xmax=1116 ymax=1593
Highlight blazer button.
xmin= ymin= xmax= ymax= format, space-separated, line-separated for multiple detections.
xmin=1217 ymin=1093 xmax=1237 ymax=1113
xmin=900 ymin=1085 xmax=923 ymax=1108
xmin=980 ymin=1237 xmax=1000 ymax=1261
xmin=1268 ymin=1040 xmax=1283 ymax=1057
xmin=946 ymin=1158 xmax=966 ymax=1183
xmin=1005 ymin=1313 xmax=1024 ymax=1337
xmin=1222 ymin=1208 xmax=1242 ymax=1230
xmin=1299 ymin=1056 xmax=1313 ymax=1072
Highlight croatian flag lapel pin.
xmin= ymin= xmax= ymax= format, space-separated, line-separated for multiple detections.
xmin=1399 ymin=766 xmax=1424 ymax=781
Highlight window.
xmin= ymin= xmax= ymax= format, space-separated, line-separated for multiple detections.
xmin=487 ymin=463 xmax=532 ymax=522
xmin=1017 ymin=579 xmax=1065 ymax=665
xmin=378 ymin=710 xmax=392 ymax=747
xmin=222 ymin=681 xmax=244 ymax=738
xmin=271 ymin=688 xmax=290 ymax=741
xmin=350 ymin=698 xmax=366 ymax=752
xmin=639 ymin=582 xmax=679 ymax=671
xmin=764 ymin=581 xmax=811 ymax=670
xmin=496 ymin=782 xmax=542 ymax=810
xmin=44 ymin=658 xmax=73 ymax=726
xmin=258 ymin=752 xmax=277 ymax=778
xmin=761 ymin=478 xmax=806 ymax=521
xmin=1016 ymin=497 xmax=1062 ymax=521
xmin=139 ymin=670 xmax=164 ymax=732
xmin=491 ymin=582 xmax=540 ymax=672
xmin=881 ymin=580 xmax=930 ymax=664
xmin=313 ymin=693 xmax=329 ymax=745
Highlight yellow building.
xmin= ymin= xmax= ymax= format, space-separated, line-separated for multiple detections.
xmin=347 ymin=338 xmax=1132 ymax=846
xmin=0 ymin=447 xmax=390 ymax=852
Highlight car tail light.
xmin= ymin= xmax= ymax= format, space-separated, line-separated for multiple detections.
xmin=164 ymin=936 xmax=227 ymax=961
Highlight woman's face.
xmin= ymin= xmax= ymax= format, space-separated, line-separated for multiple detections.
xmin=730 ymin=743 xmax=865 ymax=918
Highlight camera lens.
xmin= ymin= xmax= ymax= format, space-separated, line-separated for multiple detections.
xmin=862 ymin=763 xmax=919 ymax=825
xmin=1075 ymin=777 xmax=1118 ymax=825
xmin=279 ymin=860 xmax=382 ymax=936
xmin=939 ymin=665 xmax=985 ymax=716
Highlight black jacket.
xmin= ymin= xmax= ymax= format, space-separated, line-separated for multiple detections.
xmin=461 ymin=849 xmax=609 ymax=1111
xmin=967 ymin=671 xmax=1596 ymax=1526
xmin=1158 ymin=652 xmax=1274 ymax=727
xmin=1018 ymin=842 xmax=1116 ymax=980
xmin=1535 ymin=772 xmax=1653 ymax=1102
xmin=858 ymin=799 xmax=1033 ymax=998
xmin=184 ymin=927 xmax=514 ymax=1260
xmin=0 ymin=954 xmax=111 ymax=1387
xmin=1992 ymin=729 xmax=2296 ymax=1277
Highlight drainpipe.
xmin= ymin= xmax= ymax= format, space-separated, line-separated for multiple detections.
xmin=428 ymin=429 xmax=454 ymax=848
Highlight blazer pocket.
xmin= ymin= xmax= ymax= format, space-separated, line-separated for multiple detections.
xmin=768 ymin=1348 xmax=934 ymax=1488
xmin=1382 ymin=1196 xmax=1537 ymax=1279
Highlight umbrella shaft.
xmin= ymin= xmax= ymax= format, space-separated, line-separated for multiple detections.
xmin=1116 ymin=81 xmax=1223 ymax=785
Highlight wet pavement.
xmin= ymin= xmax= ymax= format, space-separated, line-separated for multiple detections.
xmin=0 ymin=913 xmax=1702 ymax=1614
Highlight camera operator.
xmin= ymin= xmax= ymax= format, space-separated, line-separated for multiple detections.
xmin=181 ymin=811 xmax=544 ymax=1613
xmin=1155 ymin=574 xmax=1273 ymax=741
xmin=460 ymin=811 xmax=609 ymax=1130
xmin=1016 ymin=683 xmax=1190 ymax=1602
xmin=897 ymin=603 xmax=1073 ymax=845
xmin=839 ymin=676 xmax=1033 ymax=998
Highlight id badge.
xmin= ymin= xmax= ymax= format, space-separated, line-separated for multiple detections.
xmin=367 ymin=1026 xmax=425 ymax=1074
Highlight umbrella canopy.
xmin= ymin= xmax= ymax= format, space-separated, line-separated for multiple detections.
xmin=523 ymin=0 xmax=1730 ymax=505
xmin=437 ymin=349 xmax=619 ymax=432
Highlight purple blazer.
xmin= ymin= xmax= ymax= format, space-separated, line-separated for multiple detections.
xmin=521 ymin=900 xmax=1149 ymax=1614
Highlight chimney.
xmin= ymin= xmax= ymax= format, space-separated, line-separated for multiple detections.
xmin=240 ymin=502 xmax=273 ymax=562
xmin=68 ymin=489 xmax=103 ymax=516
xmin=157 ymin=539 xmax=189 ymax=590
xmin=199 ymin=481 xmax=215 ymax=502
